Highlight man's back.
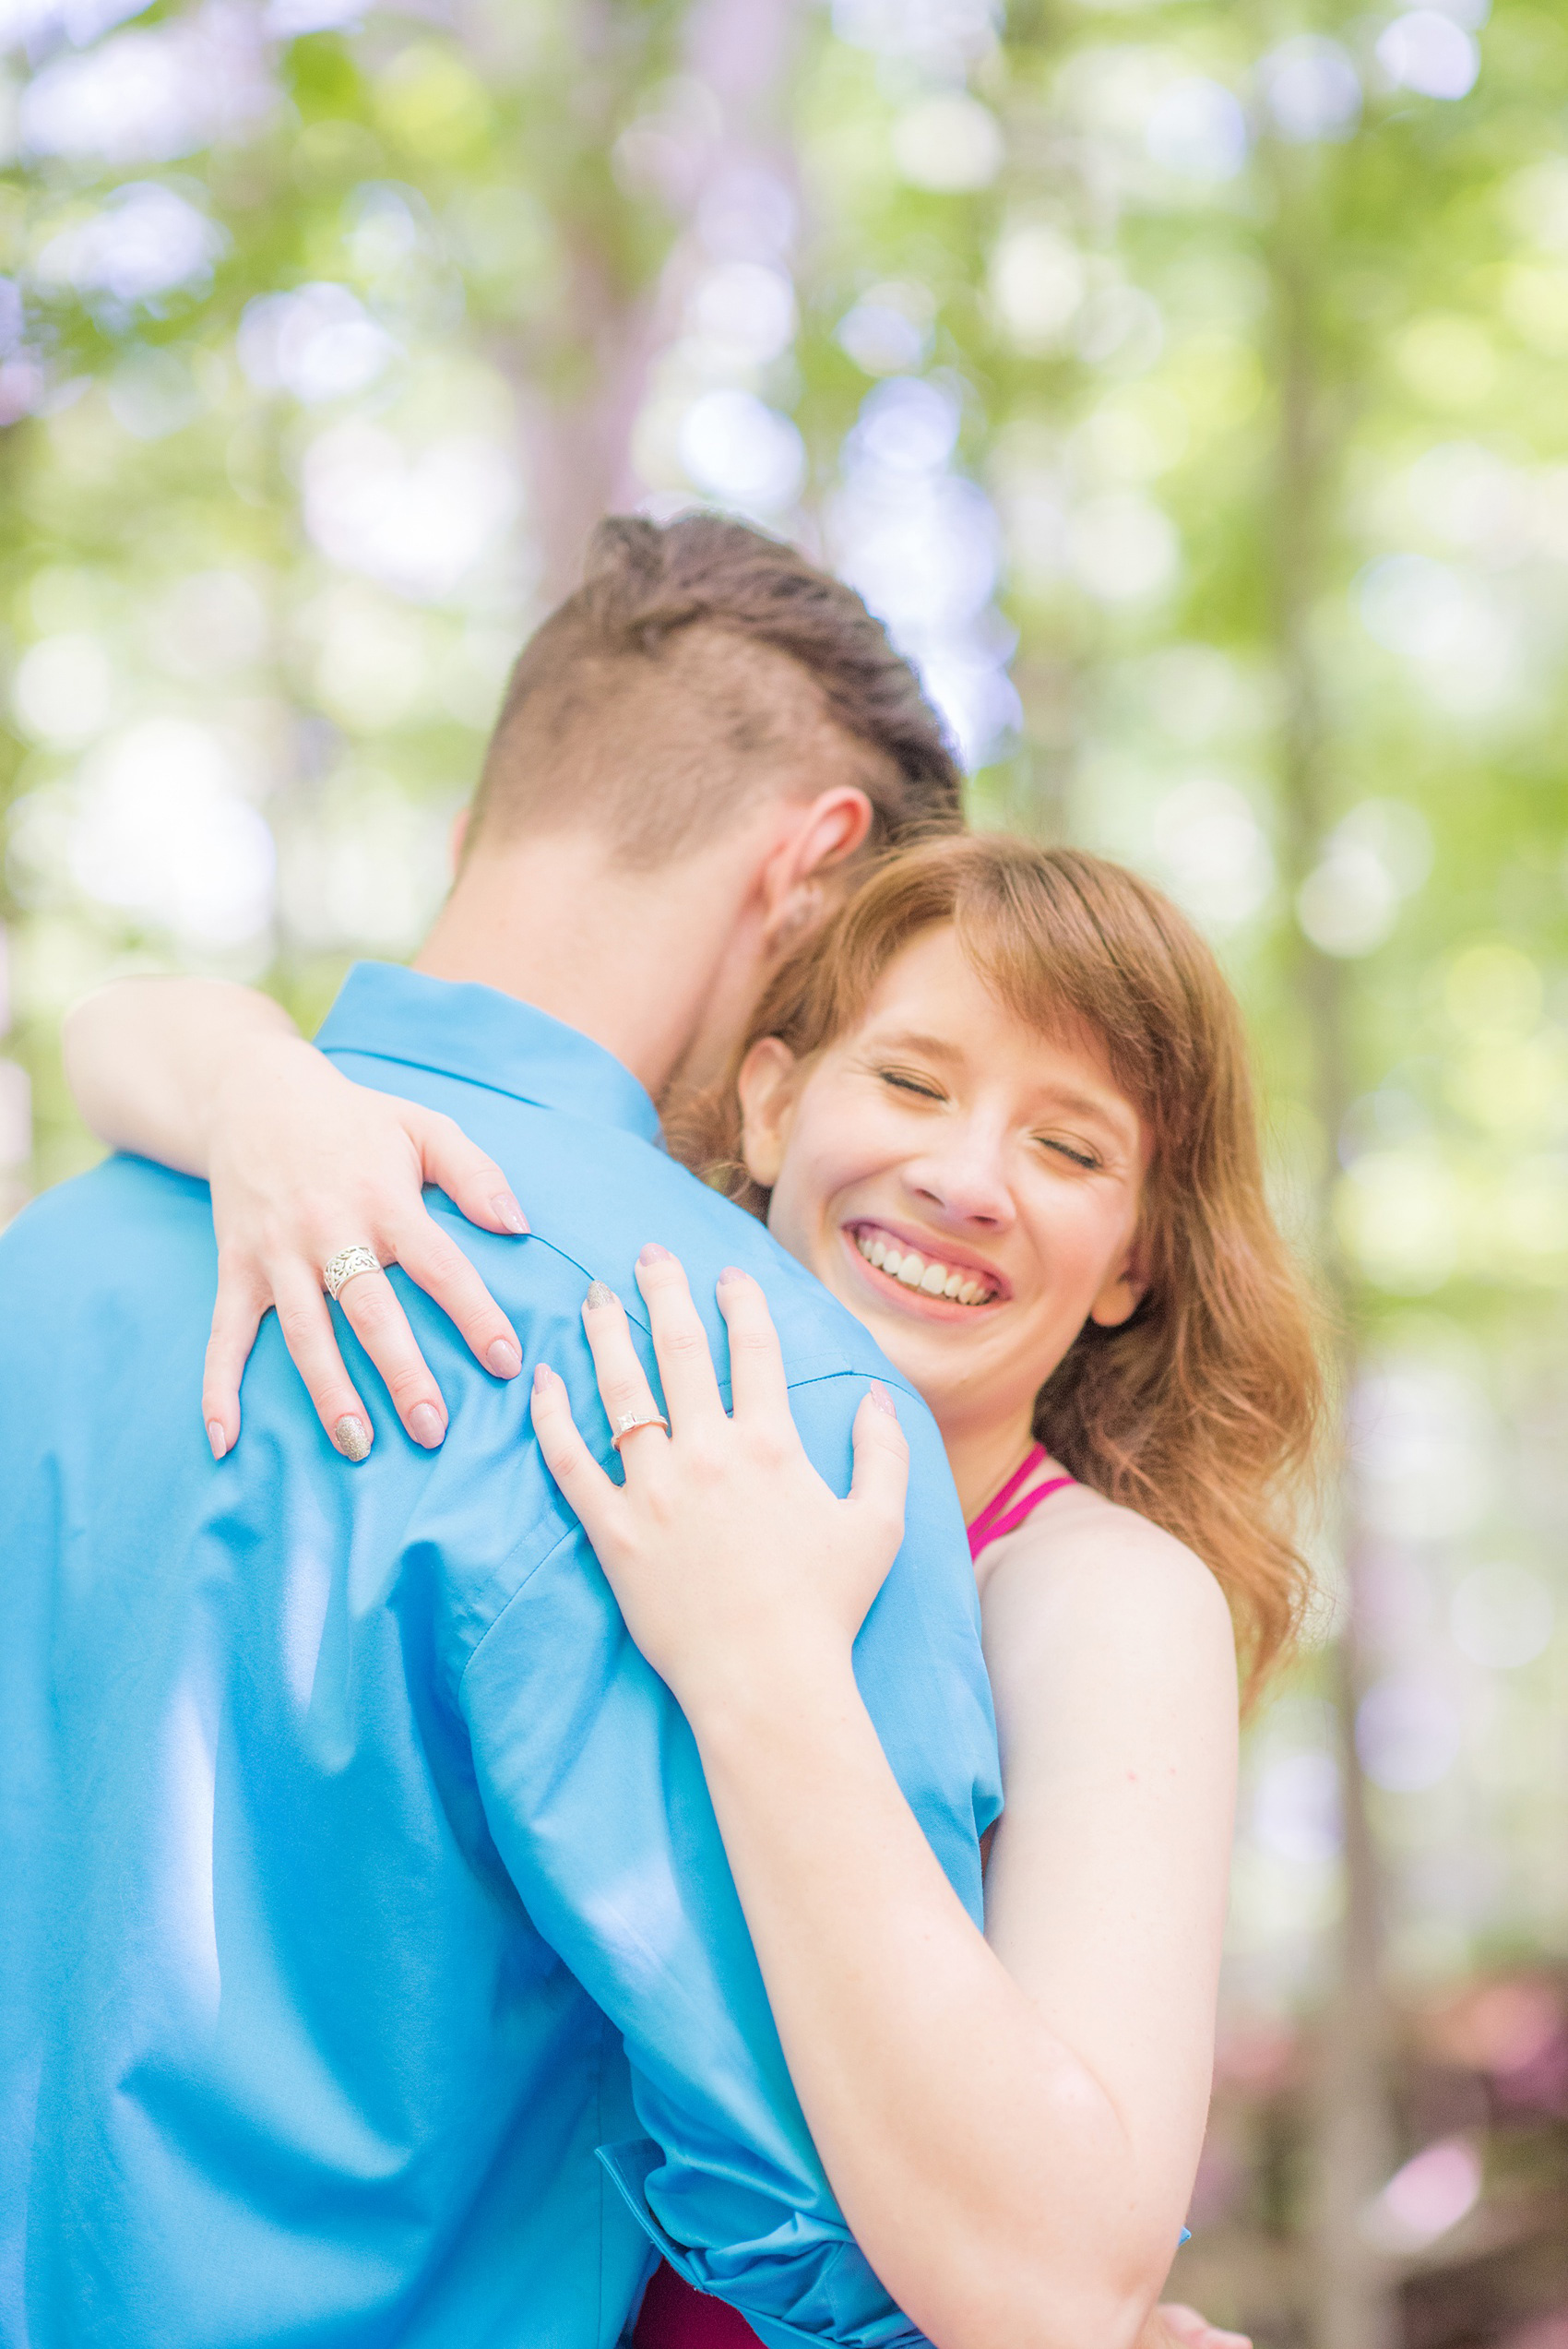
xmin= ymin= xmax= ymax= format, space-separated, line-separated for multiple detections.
xmin=0 ymin=965 xmax=999 ymax=2349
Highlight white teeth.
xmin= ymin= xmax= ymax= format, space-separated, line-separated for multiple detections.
xmin=854 ymin=1229 xmax=993 ymax=1306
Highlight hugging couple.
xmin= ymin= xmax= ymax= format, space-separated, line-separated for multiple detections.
xmin=2 ymin=515 xmax=1319 ymax=2349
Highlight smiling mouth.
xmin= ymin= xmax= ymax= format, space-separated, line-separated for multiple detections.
xmin=849 ymin=1223 xmax=1002 ymax=1308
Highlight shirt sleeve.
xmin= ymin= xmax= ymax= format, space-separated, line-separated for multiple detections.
xmin=457 ymin=1363 xmax=1000 ymax=2348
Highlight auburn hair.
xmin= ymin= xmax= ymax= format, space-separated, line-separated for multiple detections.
xmin=671 ymin=833 xmax=1323 ymax=1699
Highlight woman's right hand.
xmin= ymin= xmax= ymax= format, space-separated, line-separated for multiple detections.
xmin=202 ymin=1033 xmax=529 ymax=1462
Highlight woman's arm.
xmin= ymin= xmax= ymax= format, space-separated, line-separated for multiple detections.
xmin=977 ymin=1500 xmax=1236 ymax=2300
xmin=63 ymin=978 xmax=528 ymax=1461
xmin=65 ymin=975 xmax=297 ymax=1174
xmin=700 ymin=1522 xmax=1234 ymax=2349
xmin=532 ymin=1252 xmax=1238 ymax=2349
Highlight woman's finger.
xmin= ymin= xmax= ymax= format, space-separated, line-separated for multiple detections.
xmin=334 ymin=1266 xmax=451 ymax=1449
xmin=1158 ymin=2311 xmax=1251 ymax=2349
xmin=715 ymin=1266 xmax=790 ymax=1424
xmin=389 ymin=1212 xmax=522 ymax=1380
xmin=272 ymin=1270 xmax=376 ymax=1461
xmin=201 ymin=1267 xmax=266 ymax=1459
xmin=632 ymin=1244 xmax=728 ymax=1435
xmin=848 ymin=1383 xmax=909 ymax=1549
xmin=580 ymin=1281 xmax=669 ymax=1462
xmin=529 ymin=1363 xmax=625 ymax=1547
xmin=407 ymin=1104 xmax=528 ymax=1236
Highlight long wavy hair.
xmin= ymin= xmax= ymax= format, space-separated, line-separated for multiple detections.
xmin=670 ymin=833 xmax=1323 ymax=1699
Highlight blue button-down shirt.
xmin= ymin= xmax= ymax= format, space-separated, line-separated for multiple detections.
xmin=0 ymin=963 xmax=1001 ymax=2349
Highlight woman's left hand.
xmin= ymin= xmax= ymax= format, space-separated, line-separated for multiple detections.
xmin=529 ymin=1244 xmax=909 ymax=1725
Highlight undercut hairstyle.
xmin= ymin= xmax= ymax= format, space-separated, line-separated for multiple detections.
xmin=674 ymin=834 xmax=1324 ymax=1701
xmin=467 ymin=514 xmax=965 ymax=869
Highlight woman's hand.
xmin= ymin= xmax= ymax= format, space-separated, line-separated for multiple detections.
xmin=529 ymin=1244 xmax=909 ymax=1723
xmin=203 ymin=1032 xmax=529 ymax=1462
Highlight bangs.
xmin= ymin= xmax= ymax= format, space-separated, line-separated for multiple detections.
xmin=790 ymin=838 xmax=1218 ymax=1174
xmin=950 ymin=853 xmax=1191 ymax=1158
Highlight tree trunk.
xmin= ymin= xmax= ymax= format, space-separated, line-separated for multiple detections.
xmin=511 ymin=0 xmax=805 ymax=602
xmin=1265 ymin=136 xmax=1402 ymax=2349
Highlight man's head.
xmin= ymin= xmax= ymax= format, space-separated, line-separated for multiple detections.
xmin=423 ymin=513 xmax=967 ymax=1100
xmin=466 ymin=512 xmax=963 ymax=870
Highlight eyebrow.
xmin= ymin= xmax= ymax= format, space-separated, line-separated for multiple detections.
xmin=873 ymin=1028 xmax=966 ymax=1064
xmin=1044 ymin=1085 xmax=1125 ymax=1123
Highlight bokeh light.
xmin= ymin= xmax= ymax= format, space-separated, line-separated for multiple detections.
xmin=3 ymin=0 xmax=1568 ymax=2331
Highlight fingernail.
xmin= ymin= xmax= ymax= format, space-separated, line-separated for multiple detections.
xmin=207 ymin=1419 xmax=227 ymax=1461
xmin=334 ymin=1414 xmax=372 ymax=1462
xmin=718 ymin=1265 xmax=746 ymax=1287
xmin=637 ymin=1241 xmax=671 ymax=1266
xmin=409 ymin=1401 xmax=445 ymax=1449
xmin=533 ymin=1361 xmax=552 ymax=1392
xmin=492 ymin=1191 xmax=529 ymax=1234
xmin=584 ymin=1281 xmax=616 ymax=1311
xmin=869 ymin=1380 xmax=897 ymax=1418
xmin=487 ymin=1337 xmax=521 ymax=1377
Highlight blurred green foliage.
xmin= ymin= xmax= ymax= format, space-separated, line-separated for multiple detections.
xmin=4 ymin=1 xmax=1568 ymax=2337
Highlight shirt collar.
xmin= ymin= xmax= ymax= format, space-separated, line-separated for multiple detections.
xmin=315 ymin=962 xmax=662 ymax=1144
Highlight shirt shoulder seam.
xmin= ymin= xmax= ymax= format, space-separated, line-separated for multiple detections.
xmin=454 ymin=1364 xmax=916 ymax=1697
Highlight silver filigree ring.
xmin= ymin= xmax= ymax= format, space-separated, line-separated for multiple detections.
xmin=323 ymin=1245 xmax=383 ymax=1301
xmin=611 ymin=1408 xmax=671 ymax=1452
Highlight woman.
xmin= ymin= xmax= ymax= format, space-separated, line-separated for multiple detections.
xmin=65 ymin=837 xmax=1317 ymax=2348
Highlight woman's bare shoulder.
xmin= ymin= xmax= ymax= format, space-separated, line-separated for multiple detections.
xmin=979 ymin=1481 xmax=1233 ymax=1663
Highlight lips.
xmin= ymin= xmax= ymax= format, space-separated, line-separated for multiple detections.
xmin=850 ymin=1222 xmax=1001 ymax=1307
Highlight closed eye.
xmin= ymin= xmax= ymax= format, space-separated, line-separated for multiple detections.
xmin=878 ymin=1067 xmax=946 ymax=1103
xmin=1038 ymin=1137 xmax=1101 ymax=1171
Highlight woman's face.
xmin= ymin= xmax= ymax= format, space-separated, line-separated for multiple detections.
xmin=739 ymin=925 xmax=1148 ymax=1449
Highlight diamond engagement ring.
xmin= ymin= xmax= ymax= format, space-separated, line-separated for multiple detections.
xmin=611 ymin=1408 xmax=671 ymax=1451
xmin=323 ymin=1245 xmax=383 ymax=1301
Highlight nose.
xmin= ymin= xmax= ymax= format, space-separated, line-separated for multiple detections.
xmin=904 ymin=1122 xmax=1016 ymax=1234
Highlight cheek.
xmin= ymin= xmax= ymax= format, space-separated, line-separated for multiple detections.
xmin=776 ymin=1093 xmax=893 ymax=1213
xmin=764 ymin=1110 xmax=854 ymax=1258
xmin=1027 ymin=1186 xmax=1138 ymax=1305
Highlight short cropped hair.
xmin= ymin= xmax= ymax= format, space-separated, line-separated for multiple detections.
xmin=467 ymin=514 xmax=965 ymax=868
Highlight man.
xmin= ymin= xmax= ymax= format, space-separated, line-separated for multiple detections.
xmin=0 ymin=514 xmax=994 ymax=2348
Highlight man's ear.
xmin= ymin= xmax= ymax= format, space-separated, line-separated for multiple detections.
xmin=794 ymin=785 xmax=874 ymax=876
xmin=1088 ymin=1238 xmax=1146 ymax=1330
xmin=735 ymin=1036 xmax=801 ymax=1188
xmin=760 ymin=787 xmax=874 ymax=952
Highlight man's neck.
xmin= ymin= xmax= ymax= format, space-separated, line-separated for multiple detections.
xmin=414 ymin=830 xmax=761 ymax=1101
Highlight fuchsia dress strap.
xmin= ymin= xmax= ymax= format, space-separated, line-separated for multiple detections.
xmin=967 ymin=1443 xmax=1075 ymax=1561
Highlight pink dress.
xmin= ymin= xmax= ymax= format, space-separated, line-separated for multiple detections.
xmin=631 ymin=1449 xmax=1074 ymax=2349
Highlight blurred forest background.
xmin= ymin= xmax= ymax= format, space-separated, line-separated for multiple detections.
xmin=3 ymin=0 xmax=1567 ymax=2341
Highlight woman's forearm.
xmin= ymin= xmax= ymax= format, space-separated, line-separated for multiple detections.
xmin=529 ymin=1258 xmax=1229 ymax=2346
xmin=63 ymin=979 xmax=299 ymax=1175
xmin=690 ymin=1662 xmax=1167 ymax=2349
